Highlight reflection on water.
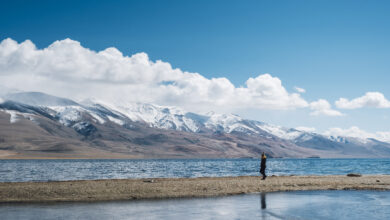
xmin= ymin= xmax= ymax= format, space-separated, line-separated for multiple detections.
xmin=1 ymin=190 xmax=390 ymax=220
xmin=261 ymin=192 xmax=266 ymax=209
xmin=259 ymin=193 xmax=293 ymax=220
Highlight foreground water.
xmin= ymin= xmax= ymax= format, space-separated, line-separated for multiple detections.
xmin=1 ymin=190 xmax=389 ymax=219
xmin=0 ymin=158 xmax=390 ymax=182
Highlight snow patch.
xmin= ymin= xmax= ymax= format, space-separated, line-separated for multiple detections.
xmin=228 ymin=123 xmax=258 ymax=134
xmin=89 ymin=112 xmax=105 ymax=124
xmin=297 ymin=134 xmax=313 ymax=142
xmin=256 ymin=123 xmax=303 ymax=140
xmin=205 ymin=113 xmax=243 ymax=132
xmin=50 ymin=106 xmax=83 ymax=126
xmin=72 ymin=122 xmax=88 ymax=130
xmin=4 ymin=110 xmax=19 ymax=123
xmin=182 ymin=117 xmax=199 ymax=132
xmin=107 ymin=116 xmax=124 ymax=126
xmin=1 ymin=110 xmax=35 ymax=124
xmin=95 ymin=102 xmax=199 ymax=132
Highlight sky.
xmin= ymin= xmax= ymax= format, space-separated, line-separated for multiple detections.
xmin=1 ymin=0 xmax=390 ymax=140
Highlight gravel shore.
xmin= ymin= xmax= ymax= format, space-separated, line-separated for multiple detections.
xmin=1 ymin=175 xmax=389 ymax=203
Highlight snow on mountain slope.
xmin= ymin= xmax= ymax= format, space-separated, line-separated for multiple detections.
xmin=49 ymin=106 xmax=84 ymax=126
xmin=89 ymin=101 xmax=202 ymax=132
xmin=96 ymin=101 xmax=272 ymax=135
xmin=254 ymin=123 xmax=304 ymax=140
xmin=88 ymin=112 xmax=105 ymax=124
xmin=0 ymin=109 xmax=35 ymax=123
xmin=107 ymin=115 xmax=125 ymax=125
xmin=204 ymin=113 xmax=242 ymax=132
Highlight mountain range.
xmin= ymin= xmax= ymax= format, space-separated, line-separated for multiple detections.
xmin=1 ymin=91 xmax=390 ymax=159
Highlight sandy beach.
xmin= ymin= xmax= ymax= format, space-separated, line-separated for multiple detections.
xmin=1 ymin=175 xmax=390 ymax=203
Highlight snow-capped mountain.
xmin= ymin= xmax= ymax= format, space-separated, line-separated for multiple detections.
xmin=0 ymin=92 xmax=278 ymax=137
xmin=1 ymin=91 xmax=390 ymax=159
xmin=0 ymin=91 xmax=381 ymax=144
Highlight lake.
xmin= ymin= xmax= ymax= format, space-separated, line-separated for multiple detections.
xmin=1 ymin=190 xmax=389 ymax=219
xmin=0 ymin=158 xmax=389 ymax=182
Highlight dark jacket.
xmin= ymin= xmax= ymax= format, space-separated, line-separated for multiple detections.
xmin=260 ymin=156 xmax=266 ymax=170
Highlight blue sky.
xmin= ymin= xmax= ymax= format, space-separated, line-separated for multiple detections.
xmin=1 ymin=0 xmax=390 ymax=137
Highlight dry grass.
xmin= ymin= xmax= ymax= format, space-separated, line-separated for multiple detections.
xmin=1 ymin=175 xmax=389 ymax=203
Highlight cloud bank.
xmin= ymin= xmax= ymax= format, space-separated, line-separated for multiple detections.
xmin=0 ymin=38 xmax=310 ymax=113
xmin=335 ymin=92 xmax=390 ymax=109
xmin=324 ymin=126 xmax=390 ymax=143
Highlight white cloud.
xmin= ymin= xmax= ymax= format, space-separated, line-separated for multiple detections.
xmin=294 ymin=86 xmax=306 ymax=93
xmin=309 ymin=99 xmax=344 ymax=116
xmin=323 ymin=126 xmax=390 ymax=143
xmin=295 ymin=126 xmax=316 ymax=132
xmin=0 ymin=38 xmax=309 ymax=113
xmin=376 ymin=132 xmax=390 ymax=143
xmin=335 ymin=92 xmax=390 ymax=109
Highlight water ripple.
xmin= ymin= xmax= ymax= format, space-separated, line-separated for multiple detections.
xmin=0 ymin=158 xmax=389 ymax=182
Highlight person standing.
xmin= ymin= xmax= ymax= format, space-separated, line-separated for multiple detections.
xmin=260 ymin=152 xmax=267 ymax=180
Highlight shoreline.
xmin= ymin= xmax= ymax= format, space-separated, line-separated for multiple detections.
xmin=1 ymin=175 xmax=390 ymax=203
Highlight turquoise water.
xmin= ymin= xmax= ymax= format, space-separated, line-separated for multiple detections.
xmin=1 ymin=190 xmax=389 ymax=219
xmin=0 ymin=158 xmax=389 ymax=182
